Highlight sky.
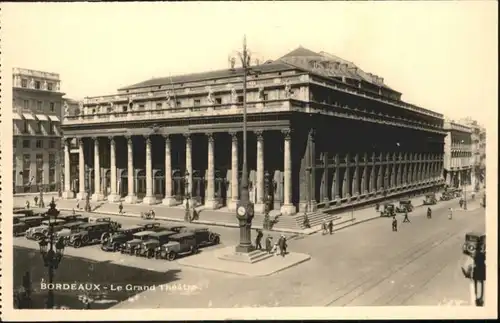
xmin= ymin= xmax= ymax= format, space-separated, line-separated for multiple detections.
xmin=2 ymin=1 xmax=497 ymax=126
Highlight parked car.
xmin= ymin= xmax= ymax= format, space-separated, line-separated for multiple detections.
xmin=423 ymin=193 xmax=438 ymax=205
xmin=137 ymin=230 xmax=178 ymax=258
xmin=25 ymin=219 xmax=67 ymax=241
xmin=395 ymin=199 xmax=414 ymax=213
xmin=58 ymin=214 xmax=88 ymax=224
xmin=181 ymin=227 xmax=221 ymax=247
xmin=162 ymin=225 xmax=188 ymax=233
xmin=54 ymin=221 xmax=88 ymax=243
xmin=101 ymin=225 xmax=150 ymax=252
xmin=440 ymin=191 xmax=454 ymax=201
xmin=88 ymin=216 xmax=112 ymax=224
xmin=156 ymin=232 xmax=198 ymax=261
xmin=13 ymin=209 xmax=34 ymax=217
xmin=380 ymin=203 xmax=396 ymax=217
xmin=67 ymin=221 xmax=122 ymax=248
xmin=13 ymin=215 xmax=45 ymax=237
xmin=120 ymin=231 xmax=157 ymax=255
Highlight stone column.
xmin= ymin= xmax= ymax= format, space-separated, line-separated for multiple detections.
xmin=162 ymin=135 xmax=176 ymax=206
xmin=228 ymin=132 xmax=239 ymax=211
xmin=377 ymin=154 xmax=383 ymax=193
xmin=184 ymin=134 xmax=193 ymax=205
xmin=332 ymin=154 xmax=341 ymax=203
xmin=62 ymin=138 xmax=73 ymax=198
xmin=254 ymin=130 xmax=266 ymax=214
xmin=321 ymin=152 xmax=330 ymax=203
xmin=370 ymin=153 xmax=376 ymax=193
xmin=92 ymin=137 xmax=104 ymax=201
xmin=76 ymin=138 xmax=87 ymax=200
xmin=143 ymin=136 xmax=156 ymax=205
xmin=390 ymin=153 xmax=396 ymax=189
xmin=362 ymin=153 xmax=369 ymax=195
xmin=352 ymin=154 xmax=360 ymax=197
xmin=342 ymin=154 xmax=351 ymax=199
xmin=124 ymin=136 xmax=137 ymax=204
xmin=107 ymin=137 xmax=120 ymax=202
xmin=383 ymin=153 xmax=390 ymax=190
xmin=281 ymin=129 xmax=295 ymax=215
xmin=204 ymin=133 xmax=217 ymax=209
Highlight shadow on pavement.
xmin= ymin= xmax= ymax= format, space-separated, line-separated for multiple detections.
xmin=14 ymin=246 xmax=181 ymax=309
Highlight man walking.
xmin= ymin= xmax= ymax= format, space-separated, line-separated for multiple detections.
xmin=403 ymin=210 xmax=411 ymax=223
xmin=328 ymin=220 xmax=334 ymax=235
xmin=278 ymin=235 xmax=287 ymax=257
xmin=392 ymin=216 xmax=398 ymax=232
xmin=322 ymin=219 xmax=328 ymax=235
xmin=255 ymin=229 xmax=263 ymax=250
xmin=118 ymin=201 xmax=123 ymax=214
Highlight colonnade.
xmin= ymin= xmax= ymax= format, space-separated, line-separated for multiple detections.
xmin=63 ymin=130 xmax=296 ymax=215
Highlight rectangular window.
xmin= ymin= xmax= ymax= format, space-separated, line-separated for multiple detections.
xmin=49 ymin=140 xmax=56 ymax=149
xmin=13 ymin=139 xmax=17 ymax=149
xmin=176 ymin=101 xmax=181 ymax=107
xmin=36 ymin=140 xmax=43 ymax=148
xmin=21 ymin=79 xmax=28 ymax=88
xmin=49 ymin=102 xmax=55 ymax=112
xmin=49 ymin=153 xmax=56 ymax=184
xmin=36 ymin=121 xmax=42 ymax=133
xmin=35 ymin=81 xmax=41 ymax=89
xmin=23 ymin=154 xmax=31 ymax=185
xmin=122 ymin=105 xmax=128 ymax=112
xmin=47 ymin=83 xmax=53 ymax=91
xmin=138 ymin=104 xmax=145 ymax=110
xmin=36 ymin=154 xmax=43 ymax=185
xmin=215 ymin=97 xmax=222 ymax=105
xmin=23 ymin=140 xmax=31 ymax=148
xmin=263 ymin=93 xmax=268 ymax=101
xmin=156 ymin=102 xmax=162 ymax=109
xmin=48 ymin=121 xmax=55 ymax=135
xmin=23 ymin=120 xmax=29 ymax=133
xmin=37 ymin=101 xmax=43 ymax=111
xmin=23 ymin=100 xmax=29 ymax=110
xmin=237 ymin=96 xmax=244 ymax=103
xmin=194 ymin=99 xmax=201 ymax=107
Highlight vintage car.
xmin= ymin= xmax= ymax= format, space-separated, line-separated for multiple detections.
xmin=13 ymin=215 xmax=45 ymax=237
xmin=136 ymin=230 xmax=178 ymax=258
xmin=395 ymin=199 xmax=414 ymax=213
xmin=156 ymin=232 xmax=198 ymax=261
xmin=13 ymin=209 xmax=34 ymax=217
xmin=181 ymin=227 xmax=221 ymax=247
xmin=162 ymin=225 xmax=188 ymax=233
xmin=120 ymin=230 xmax=157 ymax=255
xmin=88 ymin=216 xmax=112 ymax=224
xmin=25 ymin=219 xmax=67 ymax=241
xmin=440 ymin=191 xmax=454 ymax=201
xmin=67 ymin=221 xmax=122 ymax=248
xmin=380 ymin=203 xmax=396 ymax=217
xmin=462 ymin=231 xmax=486 ymax=256
xmin=423 ymin=193 xmax=438 ymax=205
xmin=101 ymin=225 xmax=150 ymax=252
xmin=453 ymin=188 xmax=463 ymax=198
xmin=54 ymin=221 xmax=88 ymax=242
xmin=58 ymin=214 xmax=88 ymax=224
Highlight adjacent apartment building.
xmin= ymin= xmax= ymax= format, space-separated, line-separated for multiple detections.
xmin=443 ymin=119 xmax=473 ymax=189
xmin=12 ymin=68 xmax=64 ymax=194
xmin=460 ymin=117 xmax=486 ymax=189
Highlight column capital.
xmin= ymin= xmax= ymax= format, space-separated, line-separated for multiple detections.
xmin=108 ymin=136 xmax=115 ymax=143
xmin=184 ymin=133 xmax=191 ymax=144
xmin=162 ymin=133 xmax=170 ymax=141
xmin=206 ymin=132 xmax=214 ymax=143
xmin=254 ymin=130 xmax=264 ymax=141
xmin=126 ymin=136 xmax=133 ymax=145
xmin=91 ymin=136 xmax=99 ymax=141
xmin=144 ymin=136 xmax=152 ymax=145
xmin=281 ymin=128 xmax=292 ymax=140
xmin=78 ymin=138 xmax=84 ymax=145
xmin=229 ymin=131 xmax=238 ymax=142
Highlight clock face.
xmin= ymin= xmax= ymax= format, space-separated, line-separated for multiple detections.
xmin=237 ymin=206 xmax=246 ymax=216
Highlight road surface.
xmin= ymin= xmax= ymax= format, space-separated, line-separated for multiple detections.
xmin=12 ymin=198 xmax=484 ymax=308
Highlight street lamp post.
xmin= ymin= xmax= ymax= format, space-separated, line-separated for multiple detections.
xmin=234 ymin=35 xmax=256 ymax=253
xmin=38 ymin=198 xmax=65 ymax=309
xmin=184 ymin=171 xmax=191 ymax=222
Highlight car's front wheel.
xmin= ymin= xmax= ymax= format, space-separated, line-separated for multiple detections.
xmin=73 ymin=239 xmax=82 ymax=248
xmin=167 ymin=251 xmax=177 ymax=261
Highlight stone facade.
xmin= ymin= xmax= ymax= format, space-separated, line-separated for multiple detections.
xmin=12 ymin=68 xmax=65 ymax=194
xmin=443 ymin=119 xmax=473 ymax=189
xmin=61 ymin=47 xmax=447 ymax=215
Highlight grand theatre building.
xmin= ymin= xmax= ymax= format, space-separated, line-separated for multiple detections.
xmin=61 ymin=47 xmax=446 ymax=216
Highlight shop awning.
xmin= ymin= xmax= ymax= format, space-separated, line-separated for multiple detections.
xmin=48 ymin=115 xmax=60 ymax=122
xmin=12 ymin=113 xmax=22 ymax=120
xmin=35 ymin=114 xmax=49 ymax=121
xmin=22 ymin=113 xmax=35 ymax=120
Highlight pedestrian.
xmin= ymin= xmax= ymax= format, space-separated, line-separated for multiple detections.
xmin=322 ymin=219 xmax=328 ymax=235
xmin=271 ymin=238 xmax=279 ymax=255
xmin=328 ymin=220 xmax=334 ymax=235
xmin=25 ymin=200 xmax=30 ymax=210
xmin=34 ymin=196 xmax=38 ymax=207
xmin=392 ymin=216 xmax=398 ymax=232
xmin=427 ymin=207 xmax=432 ymax=219
xmin=76 ymin=200 xmax=80 ymax=210
xmin=459 ymin=198 xmax=464 ymax=208
xmin=403 ymin=211 xmax=411 ymax=223
xmin=265 ymin=235 xmax=273 ymax=254
xmin=149 ymin=209 xmax=155 ymax=219
xmin=448 ymin=207 xmax=453 ymax=220
xmin=375 ymin=202 xmax=380 ymax=212
xmin=118 ymin=201 xmax=123 ymax=214
xmin=255 ymin=229 xmax=263 ymax=250
xmin=278 ymin=235 xmax=287 ymax=257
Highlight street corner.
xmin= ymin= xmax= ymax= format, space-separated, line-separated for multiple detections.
xmin=177 ymin=246 xmax=311 ymax=277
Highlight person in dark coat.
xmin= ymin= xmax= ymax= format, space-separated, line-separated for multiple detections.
xmin=265 ymin=235 xmax=273 ymax=254
xmin=427 ymin=207 xmax=432 ymax=219
xmin=255 ymin=229 xmax=263 ymax=250
xmin=278 ymin=235 xmax=287 ymax=257
xmin=403 ymin=210 xmax=411 ymax=223
xmin=328 ymin=220 xmax=334 ymax=235
xmin=392 ymin=216 xmax=398 ymax=232
xmin=118 ymin=201 xmax=123 ymax=214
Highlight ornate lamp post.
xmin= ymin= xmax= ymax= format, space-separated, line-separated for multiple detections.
xmin=38 ymin=198 xmax=65 ymax=308
xmin=234 ymin=35 xmax=257 ymax=253
xmin=184 ymin=171 xmax=191 ymax=222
